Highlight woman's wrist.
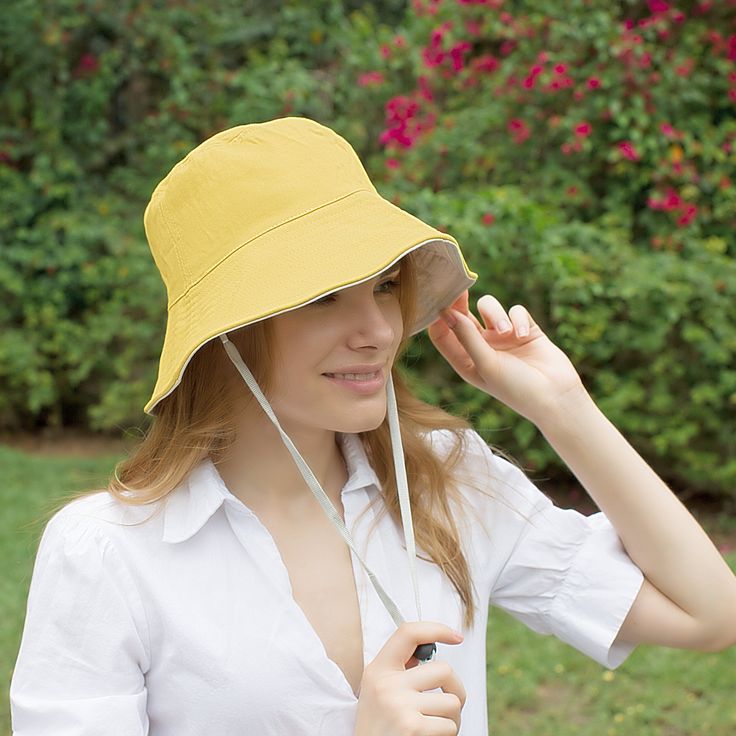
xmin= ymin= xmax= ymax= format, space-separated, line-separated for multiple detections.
xmin=532 ymin=382 xmax=601 ymax=436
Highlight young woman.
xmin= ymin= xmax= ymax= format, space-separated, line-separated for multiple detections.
xmin=10 ymin=117 xmax=736 ymax=735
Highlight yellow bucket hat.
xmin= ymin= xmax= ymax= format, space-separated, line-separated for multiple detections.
xmin=143 ymin=116 xmax=477 ymax=415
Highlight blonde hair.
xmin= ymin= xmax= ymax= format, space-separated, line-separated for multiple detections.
xmin=59 ymin=250 xmax=518 ymax=631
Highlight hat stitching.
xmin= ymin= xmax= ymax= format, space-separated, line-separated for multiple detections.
xmin=166 ymin=187 xmax=374 ymax=310
xmin=164 ymin=201 xmax=193 ymax=298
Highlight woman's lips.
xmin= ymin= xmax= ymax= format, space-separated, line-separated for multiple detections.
xmin=322 ymin=369 xmax=384 ymax=394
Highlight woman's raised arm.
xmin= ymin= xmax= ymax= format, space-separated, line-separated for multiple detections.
xmin=428 ymin=289 xmax=736 ymax=653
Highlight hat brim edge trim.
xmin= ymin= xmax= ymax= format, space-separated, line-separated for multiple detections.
xmin=143 ymin=238 xmax=477 ymax=416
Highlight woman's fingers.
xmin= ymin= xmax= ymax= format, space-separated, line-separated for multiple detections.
xmin=508 ymin=303 xmax=535 ymax=337
xmin=440 ymin=309 xmax=498 ymax=378
xmin=477 ymin=294 xmax=513 ymax=334
xmin=478 ymin=295 xmax=535 ymax=338
xmin=426 ymin=316 xmax=485 ymax=388
xmin=448 ymin=290 xmax=487 ymax=334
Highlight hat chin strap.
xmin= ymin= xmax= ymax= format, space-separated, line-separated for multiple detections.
xmin=219 ymin=333 xmax=435 ymax=663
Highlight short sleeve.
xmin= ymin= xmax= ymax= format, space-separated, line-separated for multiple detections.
xmin=459 ymin=429 xmax=644 ymax=669
xmin=10 ymin=508 xmax=151 ymax=735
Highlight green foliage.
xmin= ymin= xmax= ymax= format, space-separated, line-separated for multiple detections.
xmin=1 ymin=0 xmax=734 ymax=497
xmin=393 ymin=184 xmax=736 ymax=494
xmin=0 ymin=0 xmax=354 ymax=430
xmin=355 ymin=0 xmax=736 ymax=254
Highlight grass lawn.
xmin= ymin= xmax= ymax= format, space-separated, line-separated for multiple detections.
xmin=2 ymin=440 xmax=735 ymax=735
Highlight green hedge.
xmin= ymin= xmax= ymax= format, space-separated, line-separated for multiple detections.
xmin=392 ymin=184 xmax=736 ymax=496
xmin=1 ymin=0 xmax=734 ymax=498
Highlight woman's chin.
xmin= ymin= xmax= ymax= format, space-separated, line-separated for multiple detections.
xmin=332 ymin=408 xmax=387 ymax=434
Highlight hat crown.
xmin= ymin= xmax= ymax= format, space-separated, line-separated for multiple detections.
xmin=144 ymin=117 xmax=377 ymax=306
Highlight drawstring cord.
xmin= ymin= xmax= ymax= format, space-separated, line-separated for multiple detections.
xmin=219 ymin=333 xmax=436 ymax=663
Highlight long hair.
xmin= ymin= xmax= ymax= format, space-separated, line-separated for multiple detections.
xmin=61 ymin=249 xmax=516 ymax=630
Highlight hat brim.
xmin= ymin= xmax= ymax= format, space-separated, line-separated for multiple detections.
xmin=144 ymin=189 xmax=477 ymax=415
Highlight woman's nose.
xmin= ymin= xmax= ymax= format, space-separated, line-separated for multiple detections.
xmin=345 ymin=293 xmax=397 ymax=347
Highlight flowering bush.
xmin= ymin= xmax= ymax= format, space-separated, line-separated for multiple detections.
xmin=335 ymin=0 xmax=736 ymax=496
xmin=345 ymin=0 xmax=736 ymax=255
xmin=1 ymin=0 xmax=734 ymax=497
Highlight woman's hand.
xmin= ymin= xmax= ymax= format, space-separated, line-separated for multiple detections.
xmin=354 ymin=621 xmax=466 ymax=736
xmin=427 ymin=289 xmax=588 ymax=427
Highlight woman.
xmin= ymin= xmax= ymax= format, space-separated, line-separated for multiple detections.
xmin=10 ymin=117 xmax=736 ymax=735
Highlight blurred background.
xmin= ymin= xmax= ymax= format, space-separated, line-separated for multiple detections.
xmin=1 ymin=0 xmax=735 ymax=733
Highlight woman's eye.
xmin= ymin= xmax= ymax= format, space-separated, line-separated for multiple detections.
xmin=314 ymin=279 xmax=400 ymax=305
xmin=377 ymin=279 xmax=400 ymax=294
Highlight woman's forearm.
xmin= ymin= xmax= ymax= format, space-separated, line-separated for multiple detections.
xmin=537 ymin=386 xmax=736 ymax=644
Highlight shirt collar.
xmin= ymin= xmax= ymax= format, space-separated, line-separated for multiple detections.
xmin=162 ymin=431 xmax=382 ymax=544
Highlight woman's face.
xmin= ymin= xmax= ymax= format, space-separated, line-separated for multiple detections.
xmin=265 ymin=264 xmax=404 ymax=434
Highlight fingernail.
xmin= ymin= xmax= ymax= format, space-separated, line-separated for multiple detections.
xmin=441 ymin=309 xmax=457 ymax=328
xmin=518 ymin=324 xmax=529 ymax=336
xmin=498 ymin=319 xmax=511 ymax=333
xmin=453 ymin=630 xmax=464 ymax=641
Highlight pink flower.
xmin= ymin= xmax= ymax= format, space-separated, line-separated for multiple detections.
xmin=659 ymin=122 xmax=682 ymax=138
xmin=664 ymin=189 xmax=682 ymax=210
xmin=473 ymin=54 xmax=499 ymax=73
xmin=677 ymin=204 xmax=697 ymax=226
xmin=500 ymin=40 xmax=516 ymax=56
xmin=482 ymin=213 xmax=495 ymax=226
xmin=647 ymin=0 xmax=670 ymax=12
xmin=386 ymin=158 xmax=400 ymax=169
xmin=507 ymin=118 xmax=531 ymax=144
xmin=380 ymin=95 xmax=430 ymax=149
xmin=380 ymin=44 xmax=391 ymax=59
xmin=418 ymin=75 xmax=434 ymax=102
xmin=393 ymin=35 xmax=406 ymax=47
xmin=618 ymin=141 xmax=640 ymax=161
xmin=649 ymin=189 xmax=681 ymax=211
xmin=449 ymin=41 xmax=473 ymax=72
xmin=587 ymin=77 xmax=601 ymax=89
xmin=675 ymin=59 xmax=694 ymax=77
xmin=574 ymin=122 xmax=592 ymax=137
xmin=422 ymin=46 xmax=445 ymax=68
xmin=465 ymin=19 xmax=483 ymax=35
xmin=554 ymin=63 xmax=567 ymax=74
xmin=358 ymin=71 xmax=385 ymax=87
xmin=75 ymin=52 xmax=99 ymax=76
xmin=728 ymin=35 xmax=736 ymax=61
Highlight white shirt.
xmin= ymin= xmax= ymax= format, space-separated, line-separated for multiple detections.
xmin=10 ymin=428 xmax=643 ymax=735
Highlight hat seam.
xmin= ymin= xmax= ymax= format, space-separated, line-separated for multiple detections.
xmin=167 ymin=187 xmax=374 ymax=310
xmin=159 ymin=196 xmax=193 ymax=298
